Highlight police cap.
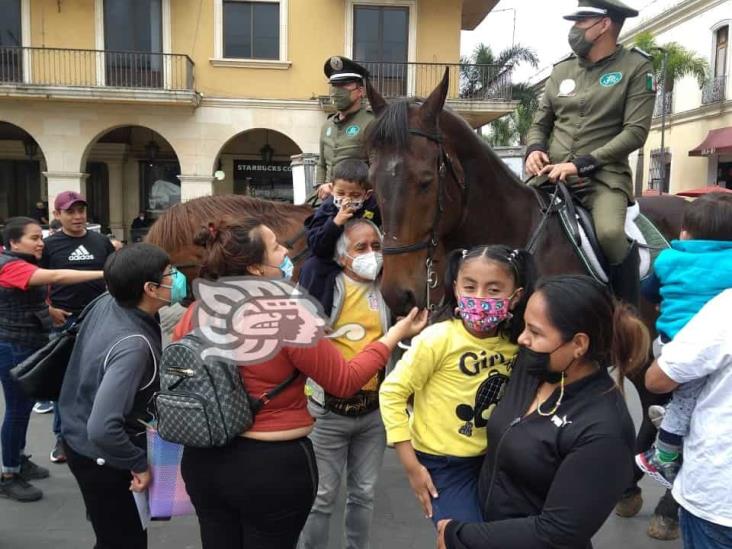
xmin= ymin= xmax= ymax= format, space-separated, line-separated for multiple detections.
xmin=563 ymin=0 xmax=639 ymax=21
xmin=324 ymin=56 xmax=369 ymax=84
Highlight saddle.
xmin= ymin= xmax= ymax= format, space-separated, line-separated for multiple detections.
xmin=532 ymin=182 xmax=668 ymax=284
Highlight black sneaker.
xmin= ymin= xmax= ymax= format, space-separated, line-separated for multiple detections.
xmin=0 ymin=475 xmax=43 ymax=502
xmin=19 ymin=455 xmax=50 ymax=481
xmin=50 ymin=440 xmax=67 ymax=464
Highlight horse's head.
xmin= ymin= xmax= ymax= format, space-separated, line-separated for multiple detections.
xmin=366 ymin=69 xmax=466 ymax=315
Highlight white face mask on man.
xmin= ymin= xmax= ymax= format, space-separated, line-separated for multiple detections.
xmin=347 ymin=251 xmax=383 ymax=280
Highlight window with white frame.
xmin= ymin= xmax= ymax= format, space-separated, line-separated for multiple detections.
xmin=714 ymin=24 xmax=728 ymax=78
xmin=223 ymin=1 xmax=279 ymax=60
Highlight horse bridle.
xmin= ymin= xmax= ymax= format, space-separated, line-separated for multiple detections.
xmin=381 ymin=128 xmax=466 ymax=311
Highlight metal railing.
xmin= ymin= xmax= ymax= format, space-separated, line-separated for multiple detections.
xmin=355 ymin=61 xmax=513 ymax=101
xmin=702 ymin=75 xmax=727 ymax=104
xmin=653 ymin=90 xmax=673 ymax=117
xmin=0 ymin=46 xmax=194 ymax=91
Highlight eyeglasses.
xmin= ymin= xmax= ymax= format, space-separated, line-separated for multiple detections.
xmin=161 ymin=266 xmax=179 ymax=279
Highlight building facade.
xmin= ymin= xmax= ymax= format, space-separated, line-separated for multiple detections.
xmin=621 ymin=0 xmax=731 ymax=194
xmin=0 ymin=0 xmax=515 ymax=240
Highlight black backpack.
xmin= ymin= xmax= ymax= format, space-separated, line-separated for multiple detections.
xmin=155 ymin=330 xmax=298 ymax=447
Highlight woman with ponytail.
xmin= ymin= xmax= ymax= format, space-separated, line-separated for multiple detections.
xmin=440 ymin=274 xmax=650 ymax=549
xmin=171 ymin=219 xmax=427 ymax=549
xmin=380 ymin=245 xmax=536 ymax=528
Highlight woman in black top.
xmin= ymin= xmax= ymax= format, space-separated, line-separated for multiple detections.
xmin=441 ymin=275 xmax=649 ymax=549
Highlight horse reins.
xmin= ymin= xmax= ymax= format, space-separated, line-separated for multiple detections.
xmin=381 ymin=128 xmax=466 ymax=311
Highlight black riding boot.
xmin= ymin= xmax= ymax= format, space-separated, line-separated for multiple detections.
xmin=609 ymin=240 xmax=640 ymax=307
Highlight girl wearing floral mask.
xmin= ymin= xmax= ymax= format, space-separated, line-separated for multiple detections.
xmin=380 ymin=245 xmax=536 ymax=528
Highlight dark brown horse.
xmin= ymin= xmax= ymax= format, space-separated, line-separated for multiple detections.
xmin=145 ymin=194 xmax=312 ymax=283
xmin=365 ymin=70 xmax=687 ymax=539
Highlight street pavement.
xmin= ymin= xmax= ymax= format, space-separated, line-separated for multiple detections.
xmin=1 ymin=380 xmax=683 ymax=548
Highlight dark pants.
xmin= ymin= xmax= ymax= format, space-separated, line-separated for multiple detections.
xmin=416 ymin=451 xmax=483 ymax=526
xmin=182 ymin=436 xmax=318 ymax=549
xmin=65 ymin=442 xmax=147 ymax=549
xmin=50 ymin=315 xmax=76 ymax=438
xmin=0 ymin=341 xmax=36 ymax=473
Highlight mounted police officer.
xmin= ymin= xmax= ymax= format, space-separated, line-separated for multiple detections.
xmin=525 ymin=0 xmax=656 ymax=305
xmin=316 ymin=56 xmax=374 ymax=198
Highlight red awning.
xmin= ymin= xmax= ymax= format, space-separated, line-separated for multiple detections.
xmin=676 ymin=185 xmax=732 ymax=197
xmin=688 ymin=127 xmax=732 ymax=157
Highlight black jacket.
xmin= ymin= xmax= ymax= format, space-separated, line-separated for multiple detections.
xmin=304 ymin=195 xmax=381 ymax=259
xmin=445 ymin=361 xmax=635 ymax=549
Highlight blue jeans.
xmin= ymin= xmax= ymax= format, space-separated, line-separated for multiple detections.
xmin=0 ymin=340 xmax=37 ymax=473
xmin=299 ymin=403 xmax=386 ymax=549
xmin=680 ymin=507 xmax=732 ymax=548
xmin=415 ymin=451 xmax=483 ymax=526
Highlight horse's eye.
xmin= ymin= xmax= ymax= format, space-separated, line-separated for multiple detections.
xmin=418 ymin=179 xmax=432 ymax=191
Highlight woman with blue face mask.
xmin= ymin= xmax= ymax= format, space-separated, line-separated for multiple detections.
xmin=172 ymin=219 xmax=428 ymax=549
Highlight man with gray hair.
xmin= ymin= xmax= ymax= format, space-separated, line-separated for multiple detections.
xmin=299 ymin=218 xmax=391 ymax=549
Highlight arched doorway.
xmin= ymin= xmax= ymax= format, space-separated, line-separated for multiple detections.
xmin=82 ymin=126 xmax=180 ymax=240
xmin=0 ymin=122 xmax=47 ymax=225
xmin=214 ymin=129 xmax=302 ymax=203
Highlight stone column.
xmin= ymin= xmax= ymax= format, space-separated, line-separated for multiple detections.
xmin=42 ymin=171 xmax=89 ymax=217
xmin=106 ymin=160 xmax=125 ymax=240
xmin=290 ymin=153 xmax=319 ymax=205
xmin=178 ymin=174 xmax=215 ymax=202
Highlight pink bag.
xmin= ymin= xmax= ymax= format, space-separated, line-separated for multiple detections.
xmin=147 ymin=428 xmax=195 ymax=518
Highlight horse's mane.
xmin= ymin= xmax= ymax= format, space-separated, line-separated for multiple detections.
xmin=146 ymin=194 xmax=311 ymax=251
xmin=366 ymin=98 xmax=419 ymax=151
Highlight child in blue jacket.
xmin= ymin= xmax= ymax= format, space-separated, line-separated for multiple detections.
xmin=299 ymin=159 xmax=381 ymax=315
xmin=637 ymin=193 xmax=732 ymax=488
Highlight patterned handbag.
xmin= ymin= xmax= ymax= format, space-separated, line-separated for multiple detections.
xmin=155 ymin=330 xmax=299 ymax=448
xmin=146 ymin=427 xmax=195 ymax=518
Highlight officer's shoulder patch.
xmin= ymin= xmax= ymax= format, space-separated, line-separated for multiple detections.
xmin=631 ymin=46 xmax=652 ymax=60
xmin=554 ymin=52 xmax=576 ymax=66
xmin=363 ymin=210 xmax=374 ymax=220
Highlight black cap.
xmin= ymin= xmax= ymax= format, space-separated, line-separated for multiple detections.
xmin=324 ymin=56 xmax=369 ymax=84
xmin=563 ymin=0 xmax=639 ymax=21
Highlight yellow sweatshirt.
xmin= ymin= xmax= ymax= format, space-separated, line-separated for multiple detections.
xmin=379 ymin=318 xmax=517 ymax=457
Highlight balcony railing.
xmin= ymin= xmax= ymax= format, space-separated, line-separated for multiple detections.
xmin=653 ymin=90 xmax=673 ymax=117
xmin=354 ymin=61 xmax=513 ymax=101
xmin=0 ymin=46 xmax=194 ymax=91
xmin=702 ymin=75 xmax=727 ymax=104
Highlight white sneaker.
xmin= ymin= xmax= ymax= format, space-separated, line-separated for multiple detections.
xmin=648 ymin=405 xmax=666 ymax=429
xmin=32 ymin=402 xmax=54 ymax=414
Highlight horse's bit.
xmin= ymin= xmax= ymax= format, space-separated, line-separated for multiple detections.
xmin=381 ymin=128 xmax=466 ymax=311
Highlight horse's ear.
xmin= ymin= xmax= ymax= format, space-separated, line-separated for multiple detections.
xmin=418 ymin=67 xmax=449 ymax=130
xmin=365 ymin=78 xmax=387 ymax=116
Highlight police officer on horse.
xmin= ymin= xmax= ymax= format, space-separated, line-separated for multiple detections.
xmin=316 ymin=56 xmax=374 ymax=197
xmin=525 ymin=0 xmax=656 ymax=305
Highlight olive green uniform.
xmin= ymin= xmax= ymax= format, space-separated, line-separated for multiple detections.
xmin=526 ymin=45 xmax=655 ymax=263
xmin=316 ymin=106 xmax=375 ymax=186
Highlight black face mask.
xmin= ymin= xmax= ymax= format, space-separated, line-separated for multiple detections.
xmin=518 ymin=343 xmax=571 ymax=384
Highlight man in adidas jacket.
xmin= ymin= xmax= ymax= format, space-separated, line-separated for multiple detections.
xmin=58 ymin=243 xmax=169 ymax=549
xmin=40 ymin=190 xmax=115 ymax=463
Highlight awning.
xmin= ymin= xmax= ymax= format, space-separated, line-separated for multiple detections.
xmin=688 ymin=127 xmax=732 ymax=157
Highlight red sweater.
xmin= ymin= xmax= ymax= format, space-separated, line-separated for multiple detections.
xmin=172 ymin=305 xmax=390 ymax=432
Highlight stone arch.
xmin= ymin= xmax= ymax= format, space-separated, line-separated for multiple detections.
xmin=211 ymin=128 xmax=303 ymax=201
xmin=0 ymin=121 xmax=49 ymax=222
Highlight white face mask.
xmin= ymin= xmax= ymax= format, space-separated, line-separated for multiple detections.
xmin=333 ymin=196 xmax=365 ymax=210
xmin=347 ymin=251 xmax=383 ymax=281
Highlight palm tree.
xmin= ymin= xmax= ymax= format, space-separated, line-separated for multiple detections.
xmin=634 ymin=31 xmax=709 ymax=91
xmin=460 ymin=43 xmax=539 ymax=99
xmin=484 ymin=117 xmax=514 ymax=147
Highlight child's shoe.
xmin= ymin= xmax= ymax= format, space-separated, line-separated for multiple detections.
xmin=635 ymin=448 xmax=680 ymax=489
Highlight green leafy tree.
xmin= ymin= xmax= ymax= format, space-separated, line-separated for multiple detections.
xmin=460 ymin=43 xmax=539 ymax=99
xmin=634 ymin=31 xmax=709 ymax=90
